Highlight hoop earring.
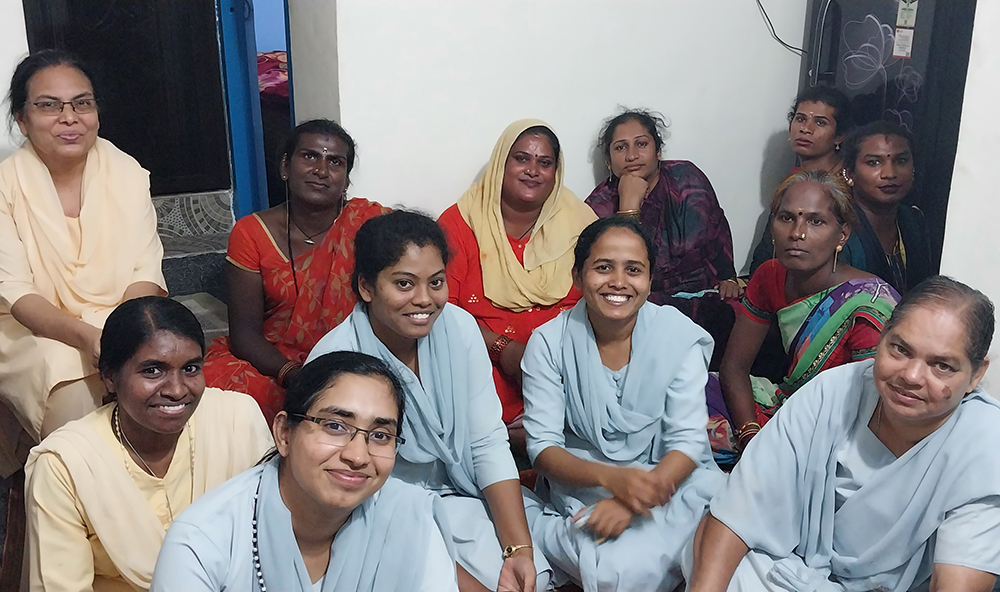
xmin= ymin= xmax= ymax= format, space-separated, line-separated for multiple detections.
xmin=833 ymin=244 xmax=842 ymax=273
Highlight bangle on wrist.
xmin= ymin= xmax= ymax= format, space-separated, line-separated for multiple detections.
xmin=489 ymin=334 xmax=512 ymax=363
xmin=502 ymin=544 xmax=532 ymax=560
xmin=617 ymin=209 xmax=641 ymax=221
xmin=277 ymin=360 xmax=302 ymax=387
xmin=735 ymin=421 xmax=761 ymax=451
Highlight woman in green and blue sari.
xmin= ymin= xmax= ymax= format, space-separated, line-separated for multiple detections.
xmin=709 ymin=169 xmax=899 ymax=463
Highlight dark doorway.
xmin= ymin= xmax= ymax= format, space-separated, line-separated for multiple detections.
xmin=22 ymin=1 xmax=232 ymax=196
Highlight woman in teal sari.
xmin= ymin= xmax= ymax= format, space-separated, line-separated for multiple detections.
xmin=711 ymin=169 xmax=899 ymax=462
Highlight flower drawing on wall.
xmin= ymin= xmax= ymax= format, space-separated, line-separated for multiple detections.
xmin=894 ymin=65 xmax=923 ymax=104
xmin=884 ymin=109 xmax=915 ymax=133
xmin=842 ymin=14 xmax=896 ymax=89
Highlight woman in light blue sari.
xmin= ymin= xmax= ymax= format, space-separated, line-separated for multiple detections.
xmin=522 ymin=216 xmax=726 ymax=592
xmin=687 ymin=276 xmax=1000 ymax=592
xmin=150 ymin=350 xmax=458 ymax=592
xmin=307 ymin=211 xmax=547 ymax=592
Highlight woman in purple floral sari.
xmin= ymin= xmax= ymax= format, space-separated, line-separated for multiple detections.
xmin=586 ymin=109 xmax=738 ymax=365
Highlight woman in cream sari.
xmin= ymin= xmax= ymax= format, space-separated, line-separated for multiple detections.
xmin=24 ymin=297 xmax=272 ymax=592
xmin=0 ymin=50 xmax=165 ymax=475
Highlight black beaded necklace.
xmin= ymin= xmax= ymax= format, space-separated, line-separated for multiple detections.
xmin=251 ymin=475 xmax=266 ymax=591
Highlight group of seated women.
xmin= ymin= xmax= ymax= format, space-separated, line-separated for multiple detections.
xmin=2 ymin=48 xmax=994 ymax=592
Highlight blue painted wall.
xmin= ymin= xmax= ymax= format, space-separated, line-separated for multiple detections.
xmin=253 ymin=0 xmax=287 ymax=52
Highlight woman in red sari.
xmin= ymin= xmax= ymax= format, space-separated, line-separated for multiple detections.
xmin=438 ymin=119 xmax=596 ymax=456
xmin=204 ymin=120 xmax=388 ymax=423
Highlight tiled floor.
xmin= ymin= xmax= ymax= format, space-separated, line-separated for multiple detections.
xmin=155 ymin=191 xmax=234 ymax=259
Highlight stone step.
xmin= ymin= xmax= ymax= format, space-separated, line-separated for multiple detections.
xmin=155 ymin=190 xmax=234 ymax=298
xmin=173 ymin=292 xmax=229 ymax=343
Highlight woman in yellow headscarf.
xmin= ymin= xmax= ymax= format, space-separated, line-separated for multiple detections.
xmin=438 ymin=120 xmax=595 ymax=456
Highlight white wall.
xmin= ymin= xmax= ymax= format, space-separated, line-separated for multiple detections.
xmin=0 ymin=0 xmax=28 ymax=159
xmin=940 ymin=1 xmax=1000 ymax=387
xmin=321 ymin=0 xmax=806 ymax=270
xmin=288 ymin=1 xmax=340 ymax=123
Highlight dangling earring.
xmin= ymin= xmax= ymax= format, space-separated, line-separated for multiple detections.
xmin=833 ymin=244 xmax=842 ymax=273
xmin=771 ymin=238 xmax=776 ymax=260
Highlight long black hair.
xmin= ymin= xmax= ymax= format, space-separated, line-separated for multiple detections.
xmin=281 ymin=119 xmax=358 ymax=296
xmin=6 ymin=49 xmax=96 ymax=132
xmin=573 ymin=216 xmax=656 ymax=274
xmin=99 ymin=296 xmax=205 ymax=380
xmin=351 ymin=210 xmax=450 ymax=300
xmin=787 ymin=86 xmax=854 ymax=136
xmin=261 ymin=351 xmax=406 ymax=464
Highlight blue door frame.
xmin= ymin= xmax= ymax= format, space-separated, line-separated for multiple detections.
xmin=218 ymin=0 xmax=268 ymax=218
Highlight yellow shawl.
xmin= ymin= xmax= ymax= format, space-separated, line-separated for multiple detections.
xmin=457 ymin=119 xmax=596 ymax=312
xmin=0 ymin=138 xmax=166 ymax=442
xmin=0 ymin=137 xmax=165 ymax=320
xmin=24 ymin=388 xmax=273 ymax=592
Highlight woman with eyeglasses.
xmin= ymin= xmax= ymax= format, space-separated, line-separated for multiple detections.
xmin=308 ymin=211 xmax=550 ymax=592
xmin=0 ymin=49 xmax=166 ymax=476
xmin=151 ymin=350 xmax=459 ymax=592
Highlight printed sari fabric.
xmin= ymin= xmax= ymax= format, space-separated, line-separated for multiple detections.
xmin=707 ymin=259 xmax=899 ymax=463
xmin=586 ymin=160 xmax=736 ymax=327
xmin=204 ymin=198 xmax=388 ymax=423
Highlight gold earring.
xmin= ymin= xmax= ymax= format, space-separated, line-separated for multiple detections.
xmin=833 ymin=244 xmax=842 ymax=273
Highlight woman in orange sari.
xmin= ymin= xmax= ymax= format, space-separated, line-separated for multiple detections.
xmin=203 ymin=120 xmax=388 ymax=423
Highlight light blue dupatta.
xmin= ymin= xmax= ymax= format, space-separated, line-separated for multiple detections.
xmin=255 ymin=457 xmax=453 ymax=592
xmin=310 ymin=303 xmax=480 ymax=497
xmin=560 ymin=300 xmax=714 ymax=463
xmin=713 ymin=360 xmax=1000 ymax=591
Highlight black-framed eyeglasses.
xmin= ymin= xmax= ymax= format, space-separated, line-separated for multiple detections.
xmin=290 ymin=413 xmax=404 ymax=458
xmin=28 ymin=98 xmax=98 ymax=116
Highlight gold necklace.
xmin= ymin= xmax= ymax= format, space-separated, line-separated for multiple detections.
xmin=112 ymin=404 xmax=195 ymax=523
xmin=874 ymin=399 xmax=883 ymax=436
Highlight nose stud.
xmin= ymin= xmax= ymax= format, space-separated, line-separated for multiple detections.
xmin=799 ymin=233 xmax=806 ymax=240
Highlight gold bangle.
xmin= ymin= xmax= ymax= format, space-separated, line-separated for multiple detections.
xmin=277 ymin=360 xmax=302 ymax=387
xmin=735 ymin=420 xmax=760 ymax=436
xmin=503 ymin=544 xmax=533 ymax=559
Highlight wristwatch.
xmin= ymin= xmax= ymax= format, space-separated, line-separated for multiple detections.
xmin=502 ymin=544 xmax=532 ymax=559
